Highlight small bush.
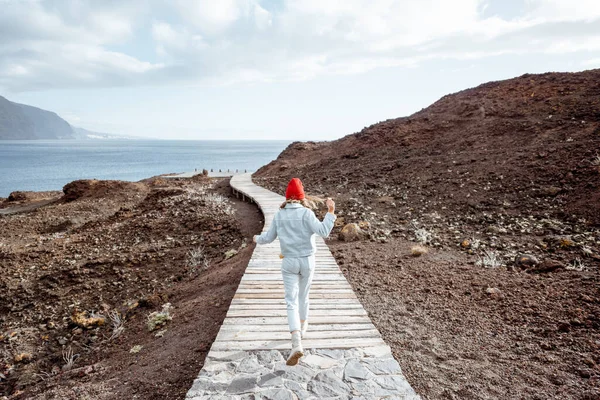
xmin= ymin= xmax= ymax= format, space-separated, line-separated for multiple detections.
xmin=147 ymin=303 xmax=173 ymax=332
xmin=203 ymin=193 xmax=234 ymax=215
xmin=187 ymin=245 xmax=209 ymax=270
xmin=108 ymin=310 xmax=125 ymax=340
xmin=62 ymin=347 xmax=78 ymax=371
xmin=414 ymin=228 xmax=432 ymax=244
xmin=476 ymin=250 xmax=503 ymax=268
xmin=566 ymin=258 xmax=585 ymax=271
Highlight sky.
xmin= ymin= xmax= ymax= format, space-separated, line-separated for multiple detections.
xmin=1 ymin=0 xmax=599 ymax=140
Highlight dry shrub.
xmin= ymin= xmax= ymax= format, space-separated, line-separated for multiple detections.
xmin=411 ymin=245 xmax=428 ymax=257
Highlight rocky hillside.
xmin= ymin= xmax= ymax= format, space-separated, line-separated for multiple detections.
xmin=254 ymin=69 xmax=600 ymax=399
xmin=0 ymin=175 xmax=262 ymax=399
xmin=0 ymin=96 xmax=75 ymax=139
xmin=256 ymin=69 xmax=600 ymax=227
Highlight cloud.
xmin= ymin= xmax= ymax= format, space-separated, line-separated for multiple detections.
xmin=0 ymin=0 xmax=599 ymax=92
xmin=583 ymin=58 xmax=600 ymax=67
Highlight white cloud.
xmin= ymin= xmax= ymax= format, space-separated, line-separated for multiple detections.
xmin=524 ymin=0 xmax=600 ymax=22
xmin=582 ymin=57 xmax=600 ymax=66
xmin=0 ymin=0 xmax=164 ymax=91
xmin=1 ymin=0 xmax=599 ymax=92
xmin=175 ymin=0 xmax=243 ymax=35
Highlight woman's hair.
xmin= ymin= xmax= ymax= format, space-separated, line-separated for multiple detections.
xmin=280 ymin=194 xmax=324 ymax=210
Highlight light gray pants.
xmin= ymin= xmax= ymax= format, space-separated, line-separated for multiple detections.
xmin=281 ymin=255 xmax=315 ymax=332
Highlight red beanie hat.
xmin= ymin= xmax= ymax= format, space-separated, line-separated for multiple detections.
xmin=285 ymin=178 xmax=305 ymax=200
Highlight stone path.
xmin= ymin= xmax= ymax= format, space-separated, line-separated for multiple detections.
xmin=185 ymin=173 xmax=420 ymax=399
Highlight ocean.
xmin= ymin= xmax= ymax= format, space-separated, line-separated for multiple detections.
xmin=0 ymin=140 xmax=291 ymax=197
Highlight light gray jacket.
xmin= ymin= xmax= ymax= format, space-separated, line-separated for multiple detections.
xmin=256 ymin=203 xmax=336 ymax=258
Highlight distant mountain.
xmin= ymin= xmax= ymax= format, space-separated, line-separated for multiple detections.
xmin=0 ymin=95 xmax=145 ymax=140
xmin=0 ymin=95 xmax=75 ymax=139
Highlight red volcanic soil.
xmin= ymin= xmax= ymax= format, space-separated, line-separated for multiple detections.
xmin=1 ymin=176 xmax=262 ymax=399
xmin=254 ymin=70 xmax=600 ymax=399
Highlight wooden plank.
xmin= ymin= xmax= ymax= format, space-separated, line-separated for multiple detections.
xmin=233 ymin=293 xmax=356 ymax=299
xmin=216 ymin=329 xmax=380 ymax=341
xmin=228 ymin=303 xmax=363 ymax=310
xmin=229 ymin=299 xmax=363 ymax=306
xmin=241 ymin=275 xmax=346 ymax=281
xmin=237 ymin=283 xmax=351 ymax=288
xmin=210 ymin=337 xmax=387 ymax=351
xmin=222 ymin=316 xmax=370 ymax=325
xmin=244 ymin=270 xmax=342 ymax=275
xmin=235 ymin=289 xmax=354 ymax=294
xmin=217 ymin=323 xmax=376 ymax=332
xmin=226 ymin=309 xmax=367 ymax=318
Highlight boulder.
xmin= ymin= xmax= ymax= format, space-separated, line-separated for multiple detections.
xmin=7 ymin=191 xmax=28 ymax=202
xmin=514 ymin=254 xmax=539 ymax=268
xmin=338 ymin=223 xmax=364 ymax=242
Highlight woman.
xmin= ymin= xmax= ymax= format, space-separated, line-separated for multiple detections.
xmin=253 ymin=177 xmax=336 ymax=366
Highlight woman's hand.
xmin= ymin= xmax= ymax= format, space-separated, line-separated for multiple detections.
xmin=252 ymin=235 xmax=258 ymax=243
xmin=326 ymin=198 xmax=335 ymax=214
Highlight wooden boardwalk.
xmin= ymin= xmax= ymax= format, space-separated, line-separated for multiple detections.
xmin=186 ymin=173 xmax=420 ymax=399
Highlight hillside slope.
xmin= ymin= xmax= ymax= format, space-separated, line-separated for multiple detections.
xmin=0 ymin=96 xmax=74 ymax=139
xmin=254 ymin=69 xmax=600 ymax=399
xmin=256 ymin=69 xmax=600 ymax=226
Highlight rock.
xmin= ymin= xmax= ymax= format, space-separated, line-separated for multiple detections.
xmin=514 ymin=254 xmax=539 ymax=268
xmin=224 ymin=249 xmax=238 ymax=259
xmin=257 ymin=371 xmax=284 ymax=387
xmin=308 ymin=369 xmax=350 ymax=397
xmin=7 ymin=191 xmax=28 ymax=202
xmin=377 ymin=196 xmax=395 ymax=204
xmin=374 ymin=375 xmax=417 ymax=395
xmin=485 ymin=287 xmax=502 ymax=299
xmin=14 ymin=353 xmax=33 ymax=363
xmin=410 ymin=245 xmax=428 ymax=257
xmin=253 ymin=388 xmax=295 ymax=400
xmin=237 ymin=356 xmax=266 ymax=374
xmin=545 ymin=235 xmax=575 ymax=248
xmin=278 ymin=363 xmax=315 ymax=383
xmin=343 ymin=359 xmax=371 ymax=381
xmin=339 ymin=223 xmax=364 ymax=242
xmin=358 ymin=221 xmax=371 ymax=230
xmin=460 ymin=239 xmax=471 ymax=249
xmin=71 ymin=311 xmax=105 ymax=329
xmin=538 ymin=186 xmax=563 ymax=197
xmin=578 ymin=369 xmax=591 ymax=379
xmin=188 ymin=376 xmax=229 ymax=395
xmin=363 ymin=358 xmax=402 ymax=375
xmin=557 ymin=321 xmax=570 ymax=332
xmin=130 ymin=345 xmax=143 ymax=354
xmin=486 ymin=226 xmax=507 ymax=234
xmin=314 ymin=349 xmax=345 ymax=360
xmin=283 ymin=379 xmax=306 ymax=393
xmin=334 ymin=217 xmax=346 ymax=228
xmin=301 ymin=354 xmax=340 ymax=369
xmin=527 ymin=259 xmax=564 ymax=273
xmin=226 ymin=375 xmax=259 ymax=394
xmin=256 ymin=350 xmax=285 ymax=366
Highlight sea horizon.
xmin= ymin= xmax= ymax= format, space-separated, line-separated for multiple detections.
xmin=0 ymin=139 xmax=291 ymax=197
